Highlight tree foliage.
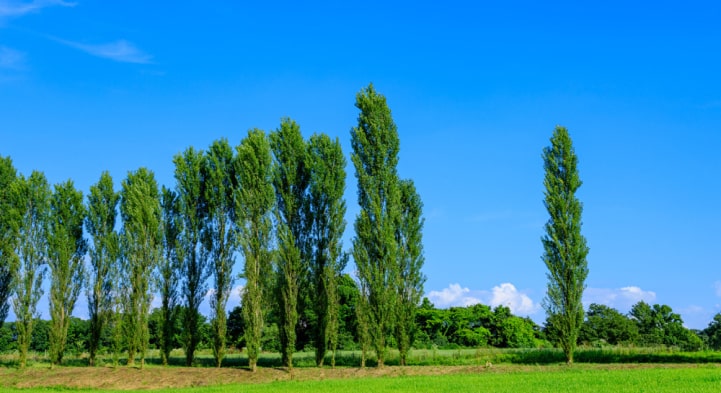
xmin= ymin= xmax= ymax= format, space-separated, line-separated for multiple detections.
xmin=47 ymin=180 xmax=87 ymax=366
xmin=541 ymin=126 xmax=589 ymax=364
xmin=236 ymin=129 xmax=275 ymax=372
xmin=394 ymin=179 xmax=425 ymax=365
xmin=202 ymin=139 xmax=238 ymax=367
xmin=0 ymin=156 xmax=19 ymax=330
xmin=269 ymin=119 xmax=309 ymax=370
xmin=120 ymin=168 xmax=161 ymax=367
xmin=85 ymin=171 xmax=120 ymax=366
xmin=157 ymin=186 xmax=182 ymax=365
xmin=351 ymin=84 xmax=402 ymax=367
xmin=580 ymin=303 xmax=639 ymax=346
xmin=11 ymin=171 xmax=50 ymax=368
xmin=308 ymin=133 xmax=347 ymax=367
xmin=174 ymin=147 xmax=210 ymax=366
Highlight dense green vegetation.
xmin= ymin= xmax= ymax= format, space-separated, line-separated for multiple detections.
xmin=0 ymin=85 xmax=717 ymax=373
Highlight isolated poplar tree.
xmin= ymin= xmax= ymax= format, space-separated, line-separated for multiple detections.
xmin=235 ymin=129 xmax=274 ymax=372
xmin=270 ymin=119 xmax=310 ymax=370
xmin=203 ymin=139 xmax=238 ymax=367
xmin=0 ymin=156 xmax=19 ymax=329
xmin=308 ymin=133 xmax=347 ymax=368
xmin=394 ymin=179 xmax=425 ymax=366
xmin=120 ymin=168 xmax=161 ymax=367
xmin=541 ymin=126 xmax=589 ymax=364
xmin=158 ymin=186 xmax=182 ymax=365
xmin=174 ymin=147 xmax=210 ymax=366
xmin=351 ymin=84 xmax=401 ymax=367
xmin=11 ymin=171 xmax=50 ymax=368
xmin=48 ymin=180 xmax=87 ymax=366
xmin=86 ymin=171 xmax=120 ymax=367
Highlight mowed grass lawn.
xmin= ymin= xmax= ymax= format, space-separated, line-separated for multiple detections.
xmin=3 ymin=364 xmax=721 ymax=393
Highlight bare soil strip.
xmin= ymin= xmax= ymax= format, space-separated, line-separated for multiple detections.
xmin=1 ymin=363 xmax=716 ymax=391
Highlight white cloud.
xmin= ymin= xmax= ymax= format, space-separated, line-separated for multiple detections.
xmin=0 ymin=45 xmax=25 ymax=69
xmin=584 ymin=286 xmax=656 ymax=311
xmin=427 ymin=283 xmax=482 ymax=308
xmin=427 ymin=282 xmax=539 ymax=316
xmin=489 ymin=283 xmax=539 ymax=315
xmin=0 ymin=0 xmax=75 ymax=19
xmin=56 ymin=39 xmax=152 ymax=64
xmin=714 ymin=281 xmax=721 ymax=297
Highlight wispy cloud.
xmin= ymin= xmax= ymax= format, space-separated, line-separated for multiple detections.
xmin=427 ymin=282 xmax=539 ymax=316
xmin=0 ymin=0 xmax=75 ymax=19
xmin=0 ymin=45 xmax=25 ymax=69
xmin=584 ymin=286 xmax=656 ymax=312
xmin=55 ymin=38 xmax=152 ymax=64
xmin=714 ymin=281 xmax=721 ymax=297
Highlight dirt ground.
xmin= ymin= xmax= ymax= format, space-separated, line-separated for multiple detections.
xmin=0 ymin=363 xmax=713 ymax=390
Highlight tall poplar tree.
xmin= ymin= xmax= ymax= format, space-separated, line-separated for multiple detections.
xmin=11 ymin=170 xmax=50 ymax=368
xmin=351 ymin=84 xmax=401 ymax=367
xmin=394 ymin=179 xmax=425 ymax=366
xmin=0 ymin=156 xmax=19 ymax=329
xmin=235 ymin=129 xmax=274 ymax=372
xmin=308 ymin=133 xmax=347 ymax=368
xmin=270 ymin=119 xmax=310 ymax=370
xmin=158 ymin=186 xmax=182 ymax=365
xmin=541 ymin=126 xmax=589 ymax=364
xmin=203 ymin=139 xmax=237 ymax=368
xmin=174 ymin=147 xmax=209 ymax=366
xmin=120 ymin=168 xmax=161 ymax=367
xmin=86 ymin=171 xmax=120 ymax=367
xmin=48 ymin=180 xmax=87 ymax=366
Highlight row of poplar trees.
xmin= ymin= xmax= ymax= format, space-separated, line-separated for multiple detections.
xmin=0 ymin=84 xmax=426 ymax=370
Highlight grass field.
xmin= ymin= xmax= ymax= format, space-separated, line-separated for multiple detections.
xmin=1 ymin=364 xmax=720 ymax=392
xmin=2 ymin=348 xmax=721 ymax=391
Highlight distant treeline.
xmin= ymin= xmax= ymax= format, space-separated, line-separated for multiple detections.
xmin=1 ymin=294 xmax=718 ymax=359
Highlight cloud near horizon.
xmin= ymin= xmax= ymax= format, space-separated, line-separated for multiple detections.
xmin=55 ymin=38 xmax=152 ymax=64
xmin=583 ymin=286 xmax=656 ymax=311
xmin=427 ymin=282 xmax=539 ymax=316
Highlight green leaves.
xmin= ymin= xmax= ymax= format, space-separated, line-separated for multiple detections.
xmin=541 ymin=126 xmax=589 ymax=364
xmin=47 ymin=180 xmax=86 ymax=365
xmin=85 ymin=171 xmax=119 ymax=366
xmin=235 ymin=129 xmax=274 ymax=372
xmin=11 ymin=170 xmax=51 ymax=368
xmin=120 ymin=167 xmax=161 ymax=367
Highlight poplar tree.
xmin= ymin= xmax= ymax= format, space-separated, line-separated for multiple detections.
xmin=541 ymin=126 xmax=589 ymax=364
xmin=120 ymin=168 xmax=161 ymax=367
xmin=235 ymin=129 xmax=274 ymax=372
xmin=86 ymin=171 xmax=120 ymax=367
xmin=203 ymin=139 xmax=237 ymax=367
xmin=11 ymin=171 xmax=50 ymax=368
xmin=308 ymin=133 xmax=347 ymax=368
xmin=0 ymin=156 xmax=19 ymax=330
xmin=394 ymin=179 xmax=425 ymax=366
xmin=351 ymin=84 xmax=401 ymax=367
xmin=270 ymin=119 xmax=310 ymax=370
xmin=158 ymin=186 xmax=182 ymax=365
xmin=48 ymin=180 xmax=87 ymax=366
xmin=174 ymin=147 xmax=209 ymax=366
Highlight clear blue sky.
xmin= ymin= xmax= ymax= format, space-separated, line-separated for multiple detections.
xmin=1 ymin=1 xmax=720 ymax=329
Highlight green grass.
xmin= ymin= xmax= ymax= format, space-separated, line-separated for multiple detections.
xmin=4 ymin=365 xmax=721 ymax=392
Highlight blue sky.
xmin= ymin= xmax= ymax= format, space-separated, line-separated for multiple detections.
xmin=1 ymin=1 xmax=720 ymax=329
